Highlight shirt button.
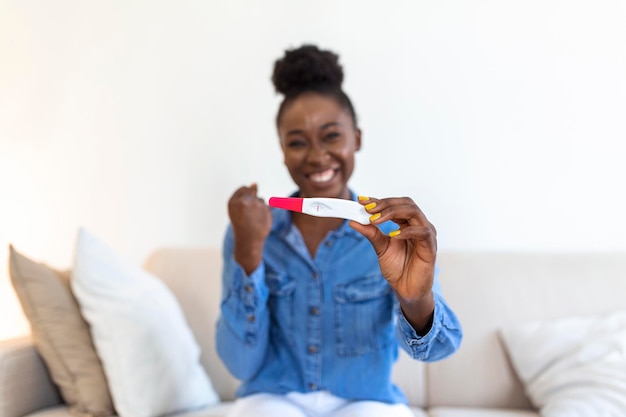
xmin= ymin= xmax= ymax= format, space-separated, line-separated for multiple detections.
xmin=309 ymin=383 xmax=317 ymax=390
xmin=308 ymin=345 xmax=318 ymax=354
xmin=325 ymin=241 xmax=332 ymax=247
xmin=312 ymin=272 xmax=318 ymax=280
xmin=244 ymin=285 xmax=253 ymax=293
xmin=247 ymin=315 xmax=256 ymax=323
xmin=310 ymin=307 xmax=319 ymax=315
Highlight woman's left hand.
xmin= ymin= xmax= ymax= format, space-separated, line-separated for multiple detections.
xmin=349 ymin=196 xmax=437 ymax=333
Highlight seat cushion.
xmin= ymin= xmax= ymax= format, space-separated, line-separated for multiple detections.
xmin=25 ymin=404 xmax=236 ymax=417
xmin=409 ymin=407 xmax=429 ymax=417
xmin=428 ymin=407 xmax=539 ymax=417
xmin=27 ymin=403 xmax=428 ymax=417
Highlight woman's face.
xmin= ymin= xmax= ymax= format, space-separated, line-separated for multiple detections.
xmin=278 ymin=92 xmax=361 ymax=199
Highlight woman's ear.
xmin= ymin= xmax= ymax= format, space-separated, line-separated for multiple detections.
xmin=355 ymin=128 xmax=362 ymax=151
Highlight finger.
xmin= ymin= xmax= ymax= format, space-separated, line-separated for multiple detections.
xmin=388 ymin=225 xmax=436 ymax=244
xmin=231 ymin=184 xmax=255 ymax=199
xmin=357 ymin=196 xmax=384 ymax=223
xmin=249 ymin=183 xmax=271 ymax=206
xmin=230 ymin=185 xmax=265 ymax=212
xmin=366 ymin=198 xmax=430 ymax=227
xmin=231 ymin=185 xmax=248 ymax=198
xmin=349 ymin=221 xmax=390 ymax=257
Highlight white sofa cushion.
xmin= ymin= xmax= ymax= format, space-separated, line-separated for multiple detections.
xmin=500 ymin=310 xmax=626 ymax=417
xmin=71 ymin=229 xmax=219 ymax=417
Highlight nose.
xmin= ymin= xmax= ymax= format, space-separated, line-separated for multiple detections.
xmin=305 ymin=143 xmax=329 ymax=165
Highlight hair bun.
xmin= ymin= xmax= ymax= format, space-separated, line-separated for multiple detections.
xmin=272 ymin=44 xmax=344 ymax=96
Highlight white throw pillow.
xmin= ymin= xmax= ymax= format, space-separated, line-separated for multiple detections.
xmin=71 ymin=228 xmax=218 ymax=417
xmin=499 ymin=310 xmax=626 ymax=417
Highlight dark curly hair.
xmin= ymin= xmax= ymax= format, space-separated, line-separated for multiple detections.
xmin=272 ymin=44 xmax=358 ymax=127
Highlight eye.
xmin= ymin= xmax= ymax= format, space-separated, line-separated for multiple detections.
xmin=324 ymin=132 xmax=341 ymax=141
xmin=287 ymin=139 xmax=307 ymax=148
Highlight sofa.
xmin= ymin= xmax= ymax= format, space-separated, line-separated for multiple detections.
xmin=2 ymin=249 xmax=625 ymax=417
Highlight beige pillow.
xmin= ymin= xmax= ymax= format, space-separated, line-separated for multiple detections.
xmin=8 ymin=245 xmax=115 ymax=417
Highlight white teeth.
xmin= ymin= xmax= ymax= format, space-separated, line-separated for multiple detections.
xmin=310 ymin=169 xmax=335 ymax=183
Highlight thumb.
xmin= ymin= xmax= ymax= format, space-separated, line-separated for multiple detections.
xmin=250 ymin=183 xmax=258 ymax=196
xmin=349 ymin=221 xmax=389 ymax=256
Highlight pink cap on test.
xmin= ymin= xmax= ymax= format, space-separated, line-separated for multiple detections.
xmin=268 ymin=197 xmax=303 ymax=213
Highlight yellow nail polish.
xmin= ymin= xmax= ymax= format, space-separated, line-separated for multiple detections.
xmin=389 ymin=230 xmax=401 ymax=237
xmin=364 ymin=202 xmax=377 ymax=211
xmin=369 ymin=213 xmax=381 ymax=222
xmin=358 ymin=195 xmax=369 ymax=201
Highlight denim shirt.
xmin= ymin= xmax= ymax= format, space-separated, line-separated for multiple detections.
xmin=216 ymin=195 xmax=463 ymax=404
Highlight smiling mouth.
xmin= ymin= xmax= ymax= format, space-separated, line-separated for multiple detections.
xmin=308 ymin=168 xmax=338 ymax=183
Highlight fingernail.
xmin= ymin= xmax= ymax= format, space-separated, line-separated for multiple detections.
xmin=369 ymin=213 xmax=381 ymax=222
xmin=358 ymin=195 xmax=369 ymax=201
xmin=364 ymin=202 xmax=377 ymax=211
xmin=389 ymin=230 xmax=401 ymax=237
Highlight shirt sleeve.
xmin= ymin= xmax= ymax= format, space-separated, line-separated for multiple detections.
xmin=215 ymin=226 xmax=271 ymax=380
xmin=395 ymin=268 xmax=463 ymax=362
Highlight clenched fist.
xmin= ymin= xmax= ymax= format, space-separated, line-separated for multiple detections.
xmin=228 ymin=183 xmax=272 ymax=274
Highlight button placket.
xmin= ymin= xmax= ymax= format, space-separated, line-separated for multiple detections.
xmin=305 ymin=267 xmax=322 ymax=392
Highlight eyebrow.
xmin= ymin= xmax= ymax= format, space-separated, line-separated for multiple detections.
xmin=286 ymin=122 xmax=342 ymax=136
xmin=320 ymin=122 xmax=341 ymax=130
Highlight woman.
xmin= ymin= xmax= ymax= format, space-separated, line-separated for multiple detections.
xmin=216 ymin=44 xmax=462 ymax=417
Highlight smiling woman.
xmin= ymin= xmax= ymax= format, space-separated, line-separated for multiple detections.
xmin=215 ymin=44 xmax=462 ymax=417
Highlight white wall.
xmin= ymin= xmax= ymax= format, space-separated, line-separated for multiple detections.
xmin=1 ymin=0 xmax=625 ymax=339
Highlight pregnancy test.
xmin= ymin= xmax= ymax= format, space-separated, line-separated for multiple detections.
xmin=268 ymin=197 xmax=371 ymax=225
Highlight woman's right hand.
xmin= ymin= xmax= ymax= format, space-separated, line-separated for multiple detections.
xmin=227 ymin=183 xmax=272 ymax=274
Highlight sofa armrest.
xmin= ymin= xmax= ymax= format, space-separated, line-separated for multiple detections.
xmin=0 ymin=336 xmax=62 ymax=417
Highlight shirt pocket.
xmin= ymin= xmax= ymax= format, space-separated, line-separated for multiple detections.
xmin=266 ymin=271 xmax=296 ymax=347
xmin=334 ymin=274 xmax=394 ymax=357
